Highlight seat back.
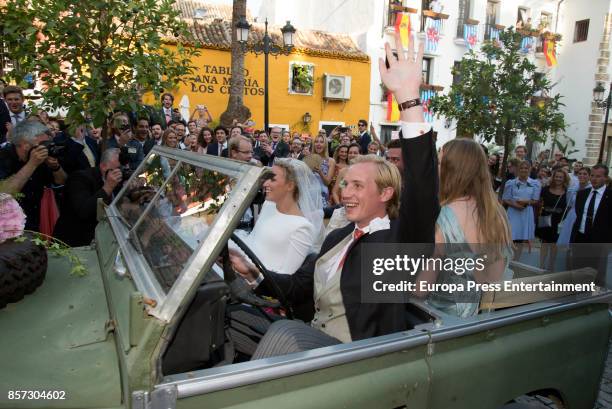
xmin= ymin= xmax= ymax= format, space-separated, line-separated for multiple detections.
xmin=162 ymin=280 xmax=229 ymax=375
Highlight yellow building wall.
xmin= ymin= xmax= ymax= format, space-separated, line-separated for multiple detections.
xmin=154 ymin=46 xmax=370 ymax=133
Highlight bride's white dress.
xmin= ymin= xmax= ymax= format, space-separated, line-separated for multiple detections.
xmin=234 ymin=201 xmax=317 ymax=275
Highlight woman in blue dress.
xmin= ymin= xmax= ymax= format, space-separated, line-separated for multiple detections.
xmin=415 ymin=139 xmax=513 ymax=318
xmin=503 ymin=161 xmax=541 ymax=260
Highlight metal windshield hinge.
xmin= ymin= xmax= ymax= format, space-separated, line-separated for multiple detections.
xmin=132 ymin=385 xmax=177 ymax=409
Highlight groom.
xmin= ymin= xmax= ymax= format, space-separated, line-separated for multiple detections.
xmin=231 ymin=32 xmax=439 ymax=356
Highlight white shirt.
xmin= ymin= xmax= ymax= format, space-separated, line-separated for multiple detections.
xmin=579 ymin=185 xmax=607 ymax=233
xmin=10 ymin=111 xmax=25 ymax=126
xmin=321 ymin=216 xmax=391 ymax=283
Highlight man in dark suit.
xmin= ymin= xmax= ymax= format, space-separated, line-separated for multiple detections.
xmin=288 ymin=137 xmax=305 ymax=160
xmin=206 ymin=126 xmax=229 ymax=157
xmin=53 ymin=148 xmax=123 ymax=246
xmin=357 ymin=119 xmax=371 ymax=154
xmin=0 ymin=79 xmax=10 ymax=145
xmin=571 ymin=164 xmax=611 ymax=285
xmin=156 ymin=93 xmax=183 ymax=129
xmin=253 ymin=134 xmax=273 ymax=166
xmin=2 ymin=85 xmax=27 ymax=145
xmin=230 ymin=34 xmax=438 ymax=357
xmin=58 ymin=124 xmax=100 ymax=174
xmin=269 ymin=126 xmax=289 ymax=160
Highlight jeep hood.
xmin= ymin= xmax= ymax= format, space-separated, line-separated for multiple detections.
xmin=0 ymin=248 xmax=122 ymax=409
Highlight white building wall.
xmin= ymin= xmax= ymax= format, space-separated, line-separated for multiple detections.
xmin=257 ymin=0 xmax=610 ymax=159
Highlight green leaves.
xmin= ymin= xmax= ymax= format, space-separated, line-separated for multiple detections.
xmin=18 ymin=230 xmax=88 ymax=277
xmin=430 ymin=27 xmax=567 ymax=147
xmin=2 ymin=0 xmax=199 ymax=128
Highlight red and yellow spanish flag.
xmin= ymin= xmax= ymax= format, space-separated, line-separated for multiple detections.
xmin=387 ymin=13 xmax=411 ymax=121
xmin=394 ymin=12 xmax=411 ymax=49
xmin=543 ymin=38 xmax=557 ymax=67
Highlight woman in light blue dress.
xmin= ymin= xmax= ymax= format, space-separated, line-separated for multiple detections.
xmin=416 ymin=139 xmax=513 ymax=318
xmin=557 ymin=167 xmax=591 ymax=245
xmin=502 ymin=161 xmax=541 ymax=259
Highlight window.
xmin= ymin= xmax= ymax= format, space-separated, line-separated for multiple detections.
xmin=456 ymin=0 xmax=472 ymax=38
xmin=574 ymin=19 xmax=589 ymax=43
xmin=452 ymin=61 xmax=462 ymax=85
xmin=422 ymin=57 xmax=432 ymax=84
xmin=539 ymin=12 xmax=552 ymax=30
xmin=516 ymin=7 xmax=530 ymax=29
xmin=380 ymin=125 xmax=400 ymax=144
xmin=289 ymin=62 xmax=314 ymax=95
xmin=0 ymin=26 xmax=16 ymax=76
xmin=484 ymin=0 xmax=500 ymax=40
xmin=386 ymin=0 xmax=404 ymax=27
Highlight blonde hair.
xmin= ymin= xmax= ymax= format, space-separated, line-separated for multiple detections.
xmin=440 ymin=139 xmax=511 ymax=248
xmin=273 ymin=160 xmax=299 ymax=201
xmin=311 ymin=135 xmax=329 ymax=158
xmin=550 ymin=168 xmax=570 ymax=190
xmin=162 ymin=128 xmax=177 ymax=147
xmin=350 ymin=154 xmax=401 ymax=218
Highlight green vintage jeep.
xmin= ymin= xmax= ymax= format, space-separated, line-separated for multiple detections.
xmin=0 ymin=147 xmax=610 ymax=409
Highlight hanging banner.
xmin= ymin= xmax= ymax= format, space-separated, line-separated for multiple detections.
xmin=543 ymin=38 xmax=558 ymax=67
xmin=420 ymin=88 xmax=436 ymax=123
xmin=425 ymin=17 xmax=441 ymax=53
xmin=386 ymin=92 xmax=400 ymax=122
xmin=463 ymin=23 xmax=479 ymax=49
xmin=520 ymin=35 xmax=535 ymax=53
xmin=489 ymin=26 xmax=501 ymax=46
xmin=394 ymin=12 xmax=411 ymax=49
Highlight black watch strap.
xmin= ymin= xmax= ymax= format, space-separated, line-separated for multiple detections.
xmin=397 ymin=98 xmax=422 ymax=111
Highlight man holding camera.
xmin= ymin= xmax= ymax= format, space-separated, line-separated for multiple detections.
xmin=0 ymin=120 xmax=67 ymax=231
xmin=107 ymin=113 xmax=144 ymax=171
xmin=54 ymin=148 xmax=122 ymax=246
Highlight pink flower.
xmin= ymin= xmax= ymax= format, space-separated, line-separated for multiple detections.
xmin=0 ymin=193 xmax=26 ymax=243
xmin=468 ymin=34 xmax=477 ymax=46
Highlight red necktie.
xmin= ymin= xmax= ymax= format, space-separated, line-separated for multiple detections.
xmin=339 ymin=229 xmax=365 ymax=269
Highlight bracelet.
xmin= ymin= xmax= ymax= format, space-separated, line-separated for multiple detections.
xmin=397 ymin=98 xmax=422 ymax=111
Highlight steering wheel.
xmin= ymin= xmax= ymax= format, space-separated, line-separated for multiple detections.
xmin=225 ymin=232 xmax=294 ymax=319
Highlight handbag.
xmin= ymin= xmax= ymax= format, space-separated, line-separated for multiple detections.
xmin=537 ymin=191 xmax=563 ymax=229
xmin=39 ymin=186 xmax=60 ymax=238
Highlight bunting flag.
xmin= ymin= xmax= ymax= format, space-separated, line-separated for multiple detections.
xmin=394 ymin=12 xmax=411 ymax=49
xmin=489 ymin=26 xmax=501 ymax=46
xmin=463 ymin=23 xmax=479 ymax=50
xmin=386 ymin=92 xmax=400 ymax=122
xmin=543 ymin=38 xmax=558 ymax=67
xmin=425 ymin=17 xmax=441 ymax=53
xmin=420 ymin=88 xmax=436 ymax=123
xmin=520 ymin=36 xmax=535 ymax=53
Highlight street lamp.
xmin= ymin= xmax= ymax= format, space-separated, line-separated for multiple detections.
xmin=302 ymin=112 xmax=312 ymax=125
xmin=236 ymin=17 xmax=296 ymax=133
xmin=593 ymin=81 xmax=612 ymax=164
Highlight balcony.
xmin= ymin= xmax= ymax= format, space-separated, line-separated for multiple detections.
xmin=535 ymin=31 xmax=562 ymax=53
xmin=385 ymin=2 xmax=418 ymax=29
xmin=484 ymin=23 xmax=505 ymax=42
xmin=420 ymin=10 xmax=449 ymax=34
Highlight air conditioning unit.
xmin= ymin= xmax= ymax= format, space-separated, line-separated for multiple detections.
xmin=323 ymin=74 xmax=351 ymax=100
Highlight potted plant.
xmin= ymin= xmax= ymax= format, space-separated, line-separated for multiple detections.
xmin=292 ymin=65 xmax=314 ymax=94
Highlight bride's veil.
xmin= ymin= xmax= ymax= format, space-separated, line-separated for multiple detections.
xmin=277 ymin=158 xmax=325 ymax=252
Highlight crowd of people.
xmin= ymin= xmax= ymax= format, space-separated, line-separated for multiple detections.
xmin=0 ymin=31 xmax=611 ymax=351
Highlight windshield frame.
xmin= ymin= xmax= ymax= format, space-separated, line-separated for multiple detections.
xmin=106 ymin=146 xmax=264 ymax=321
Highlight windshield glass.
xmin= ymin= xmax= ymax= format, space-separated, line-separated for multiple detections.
xmin=116 ymin=155 xmax=237 ymax=292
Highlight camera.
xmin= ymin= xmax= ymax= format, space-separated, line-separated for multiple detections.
xmin=39 ymin=140 xmax=66 ymax=159
xmin=118 ymin=146 xmax=134 ymax=181
xmin=119 ymin=123 xmax=131 ymax=131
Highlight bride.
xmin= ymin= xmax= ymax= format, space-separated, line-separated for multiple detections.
xmin=232 ymin=158 xmax=324 ymax=275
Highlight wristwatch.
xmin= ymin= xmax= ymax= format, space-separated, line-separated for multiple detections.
xmin=397 ymin=98 xmax=422 ymax=111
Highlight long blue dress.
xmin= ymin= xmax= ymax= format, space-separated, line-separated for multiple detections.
xmin=426 ymin=206 xmax=513 ymax=318
xmin=503 ymin=178 xmax=541 ymax=241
